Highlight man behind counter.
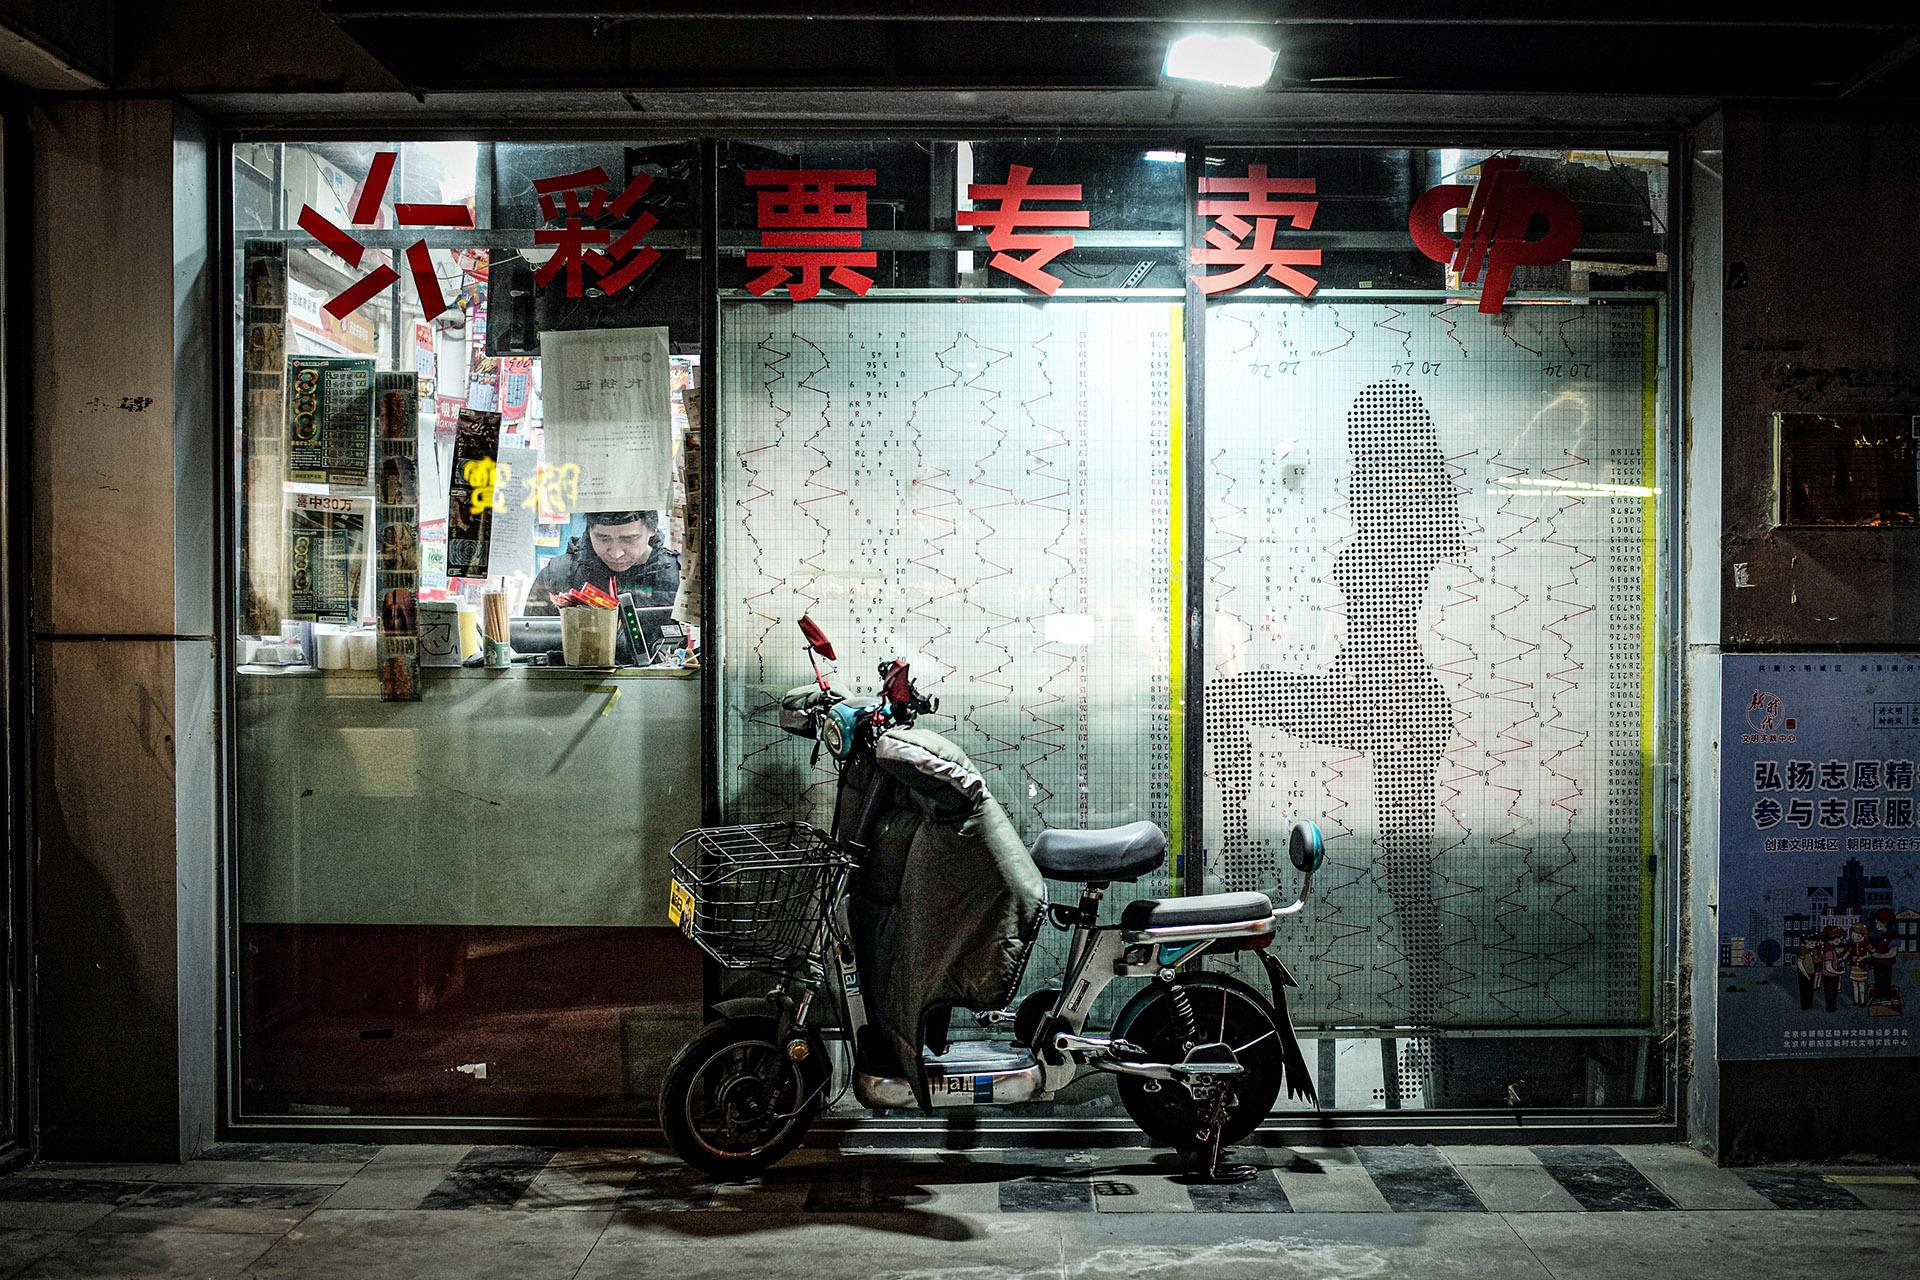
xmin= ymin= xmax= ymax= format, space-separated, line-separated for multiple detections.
xmin=524 ymin=509 xmax=682 ymax=614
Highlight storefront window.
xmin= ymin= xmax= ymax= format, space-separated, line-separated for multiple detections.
xmin=1195 ymin=147 xmax=1671 ymax=1109
xmin=228 ymin=135 xmax=1672 ymax=1126
xmin=230 ymin=140 xmax=706 ymax=1119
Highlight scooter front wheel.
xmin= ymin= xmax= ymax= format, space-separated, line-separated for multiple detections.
xmin=658 ymin=1016 xmax=824 ymax=1177
xmin=1112 ymin=974 xmax=1286 ymax=1151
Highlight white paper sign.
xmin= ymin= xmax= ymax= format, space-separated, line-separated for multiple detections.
xmin=539 ymin=326 xmax=672 ymax=511
xmin=487 ymin=445 xmax=540 ymax=580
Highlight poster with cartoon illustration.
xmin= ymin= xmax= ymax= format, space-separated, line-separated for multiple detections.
xmin=1720 ymin=655 xmax=1920 ymax=1059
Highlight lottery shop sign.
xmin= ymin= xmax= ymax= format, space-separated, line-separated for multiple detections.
xmin=295 ymin=151 xmax=1585 ymax=316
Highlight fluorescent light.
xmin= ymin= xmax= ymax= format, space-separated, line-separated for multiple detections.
xmin=1163 ymin=33 xmax=1277 ymax=89
xmin=1491 ymin=477 xmax=1661 ymax=498
xmin=1144 ymin=149 xmax=1187 ymax=164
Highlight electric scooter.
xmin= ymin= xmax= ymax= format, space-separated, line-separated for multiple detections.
xmin=660 ymin=617 xmax=1323 ymax=1182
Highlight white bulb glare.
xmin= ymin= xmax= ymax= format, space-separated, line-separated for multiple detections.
xmin=1162 ymin=33 xmax=1278 ymax=89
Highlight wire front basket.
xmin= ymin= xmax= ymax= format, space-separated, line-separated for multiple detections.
xmin=666 ymin=822 xmax=849 ymax=973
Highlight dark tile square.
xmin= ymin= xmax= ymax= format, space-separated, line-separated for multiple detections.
xmin=199 ymin=1142 xmax=381 ymax=1164
xmin=128 ymin=1183 xmax=333 ymax=1210
xmin=1187 ymin=1170 xmax=1293 ymax=1212
xmin=1533 ymin=1147 xmax=1676 ymax=1211
xmin=998 ymin=1175 xmax=1094 ymax=1213
xmin=1356 ymin=1147 xmax=1484 ymax=1212
xmin=1737 ymin=1169 xmax=1866 ymax=1210
xmin=0 ymin=1179 xmax=151 ymax=1206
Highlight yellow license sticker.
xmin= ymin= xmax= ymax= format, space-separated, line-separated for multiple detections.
xmin=667 ymin=879 xmax=696 ymax=936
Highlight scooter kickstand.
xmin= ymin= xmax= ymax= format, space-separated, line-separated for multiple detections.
xmin=1178 ymin=1087 xmax=1257 ymax=1185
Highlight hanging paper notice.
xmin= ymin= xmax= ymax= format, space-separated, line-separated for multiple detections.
xmin=486 ymin=445 xmax=540 ymax=581
xmin=445 ymin=408 xmax=503 ymax=580
xmin=500 ymin=356 xmax=533 ymax=425
xmin=286 ymin=355 xmax=374 ymax=486
xmin=374 ymin=372 xmax=423 ymax=702
xmin=287 ymin=493 xmax=368 ymax=622
xmin=540 ymin=326 xmax=672 ymax=510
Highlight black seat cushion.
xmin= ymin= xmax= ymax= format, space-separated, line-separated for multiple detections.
xmin=1028 ymin=821 xmax=1167 ymax=883
xmin=1120 ymin=891 xmax=1274 ymax=931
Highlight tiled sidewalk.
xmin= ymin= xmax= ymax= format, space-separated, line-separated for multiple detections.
xmin=0 ymin=1143 xmax=1915 ymax=1278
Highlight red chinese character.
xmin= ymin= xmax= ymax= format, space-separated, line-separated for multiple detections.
xmin=296 ymin=150 xmax=474 ymax=321
xmin=956 ymin=164 xmax=1090 ymax=296
xmin=531 ymin=165 xmax=661 ymax=299
xmin=1190 ymin=165 xmax=1321 ymax=298
xmin=745 ymin=169 xmax=877 ymax=300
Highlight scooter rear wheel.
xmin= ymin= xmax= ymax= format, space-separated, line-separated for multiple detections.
xmin=659 ymin=1016 xmax=824 ymax=1177
xmin=1112 ymin=975 xmax=1285 ymax=1151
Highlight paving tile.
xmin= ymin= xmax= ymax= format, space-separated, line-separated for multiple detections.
xmin=1825 ymin=1176 xmax=1920 ymax=1211
xmin=613 ymin=1165 xmax=722 ymax=1212
xmin=248 ymin=1209 xmax=610 ymax=1279
xmin=15 ymin=1165 xmax=181 ymax=1183
xmin=159 ymin=1162 xmax=364 ymax=1187
xmin=0 ymin=1204 xmax=118 ymax=1233
xmin=1092 ymin=1173 xmax=1195 ymax=1213
xmin=1356 ymin=1147 xmax=1485 ymax=1212
xmin=1454 ymin=1163 xmax=1584 ymax=1213
xmin=1442 ymin=1145 xmax=1544 ymax=1167
xmin=15 ymin=1227 xmax=275 ymax=1279
xmin=417 ymin=1147 xmax=557 ymax=1210
xmin=0 ymin=1229 xmax=73 ymax=1280
xmin=998 ymin=1170 xmax=1095 ymax=1212
xmin=1735 ymin=1169 xmax=1866 ymax=1211
xmin=0 ymin=1181 xmax=150 ymax=1207
xmin=1506 ymin=1208 xmax=1920 ymax=1280
xmin=515 ymin=1150 xmax=643 ymax=1210
xmin=1616 ymin=1146 xmax=1773 ymax=1210
xmin=1533 ymin=1146 xmax=1675 ymax=1212
xmin=198 ymin=1143 xmax=380 ymax=1165
xmin=319 ymin=1145 xmax=473 ymax=1211
xmin=90 ymin=1182 xmax=331 ymax=1236
xmin=1185 ymin=1169 xmax=1294 ymax=1212
xmin=1275 ymin=1165 xmax=1393 ymax=1212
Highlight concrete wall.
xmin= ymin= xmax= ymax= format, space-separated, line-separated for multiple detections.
xmin=29 ymin=99 xmax=216 ymax=1160
xmin=1711 ymin=105 xmax=1920 ymax=1163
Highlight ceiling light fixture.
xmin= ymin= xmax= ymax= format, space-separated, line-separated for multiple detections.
xmin=1163 ymin=33 xmax=1278 ymax=89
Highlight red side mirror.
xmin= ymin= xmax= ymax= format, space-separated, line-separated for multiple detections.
xmin=799 ymin=615 xmax=836 ymax=661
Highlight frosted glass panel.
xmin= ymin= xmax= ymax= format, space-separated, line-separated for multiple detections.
xmin=1203 ymin=299 xmax=1663 ymax=1032
xmin=718 ymin=298 xmax=1181 ymax=884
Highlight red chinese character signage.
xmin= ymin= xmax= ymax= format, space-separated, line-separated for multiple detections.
xmin=1190 ymin=165 xmax=1321 ymax=298
xmin=296 ymin=150 xmax=473 ymax=321
xmin=531 ymin=165 xmax=662 ymax=299
xmin=1408 ymin=157 xmax=1583 ymax=313
xmin=957 ymin=165 xmax=1090 ymax=295
xmin=745 ymin=169 xmax=878 ymax=300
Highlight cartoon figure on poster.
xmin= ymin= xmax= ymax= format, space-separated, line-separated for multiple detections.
xmin=1719 ymin=656 xmax=1920 ymax=1061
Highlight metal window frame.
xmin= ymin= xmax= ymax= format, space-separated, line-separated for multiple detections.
xmin=210 ymin=122 xmax=1687 ymax=1147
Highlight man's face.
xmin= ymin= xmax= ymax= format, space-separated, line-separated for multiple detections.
xmin=588 ymin=520 xmax=651 ymax=572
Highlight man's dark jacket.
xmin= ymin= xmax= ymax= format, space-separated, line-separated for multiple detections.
xmin=525 ymin=535 xmax=681 ymax=613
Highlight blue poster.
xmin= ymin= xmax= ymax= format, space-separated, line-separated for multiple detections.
xmin=1720 ymin=655 xmax=1920 ymax=1060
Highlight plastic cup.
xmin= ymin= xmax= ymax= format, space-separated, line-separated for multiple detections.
xmin=560 ymin=606 xmax=618 ymax=667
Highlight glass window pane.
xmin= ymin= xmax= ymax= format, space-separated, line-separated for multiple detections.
xmin=231 ymin=139 xmax=706 ymax=1120
xmin=1198 ymin=146 xmax=1671 ymax=1111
